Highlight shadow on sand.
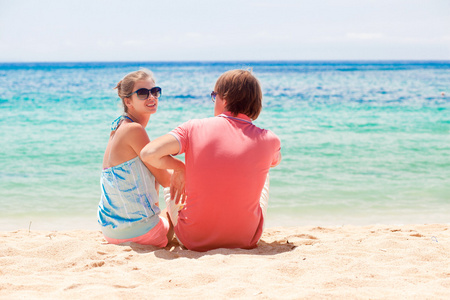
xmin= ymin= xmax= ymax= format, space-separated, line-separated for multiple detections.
xmin=125 ymin=238 xmax=298 ymax=260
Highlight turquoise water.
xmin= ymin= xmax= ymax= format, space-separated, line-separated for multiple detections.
xmin=1 ymin=61 xmax=449 ymax=230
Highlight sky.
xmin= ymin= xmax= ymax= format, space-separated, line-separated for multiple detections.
xmin=0 ymin=0 xmax=449 ymax=62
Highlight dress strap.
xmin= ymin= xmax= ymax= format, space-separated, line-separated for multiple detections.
xmin=107 ymin=115 xmax=135 ymax=167
xmin=111 ymin=115 xmax=134 ymax=131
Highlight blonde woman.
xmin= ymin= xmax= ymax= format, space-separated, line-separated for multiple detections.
xmin=98 ymin=69 xmax=171 ymax=247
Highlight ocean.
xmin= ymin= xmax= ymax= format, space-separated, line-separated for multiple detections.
xmin=1 ymin=61 xmax=449 ymax=231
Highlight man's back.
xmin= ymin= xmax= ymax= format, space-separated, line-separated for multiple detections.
xmin=170 ymin=112 xmax=281 ymax=251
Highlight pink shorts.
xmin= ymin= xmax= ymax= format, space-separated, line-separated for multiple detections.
xmin=104 ymin=217 xmax=169 ymax=247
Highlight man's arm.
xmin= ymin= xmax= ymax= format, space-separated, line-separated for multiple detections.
xmin=140 ymin=134 xmax=186 ymax=203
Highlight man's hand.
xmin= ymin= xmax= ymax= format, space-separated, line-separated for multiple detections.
xmin=170 ymin=168 xmax=186 ymax=205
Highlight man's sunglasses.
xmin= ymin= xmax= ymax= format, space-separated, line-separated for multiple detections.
xmin=211 ymin=91 xmax=217 ymax=103
xmin=127 ymin=87 xmax=162 ymax=100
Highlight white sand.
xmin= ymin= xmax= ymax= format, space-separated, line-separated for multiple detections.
xmin=1 ymin=224 xmax=449 ymax=299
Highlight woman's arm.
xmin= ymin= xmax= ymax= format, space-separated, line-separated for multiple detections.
xmin=140 ymin=134 xmax=186 ymax=204
xmin=125 ymin=124 xmax=172 ymax=188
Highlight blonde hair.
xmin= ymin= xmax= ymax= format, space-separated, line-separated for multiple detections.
xmin=214 ymin=69 xmax=262 ymax=120
xmin=114 ymin=69 xmax=155 ymax=113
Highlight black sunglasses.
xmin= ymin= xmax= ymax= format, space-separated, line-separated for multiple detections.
xmin=128 ymin=87 xmax=162 ymax=100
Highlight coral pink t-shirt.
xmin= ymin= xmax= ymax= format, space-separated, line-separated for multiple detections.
xmin=169 ymin=112 xmax=281 ymax=251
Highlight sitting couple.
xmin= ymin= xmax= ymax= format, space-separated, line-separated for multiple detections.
xmin=98 ymin=68 xmax=281 ymax=252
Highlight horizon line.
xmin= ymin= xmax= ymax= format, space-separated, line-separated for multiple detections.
xmin=1 ymin=59 xmax=450 ymax=64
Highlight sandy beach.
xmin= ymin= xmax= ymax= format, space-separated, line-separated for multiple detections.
xmin=1 ymin=224 xmax=449 ymax=299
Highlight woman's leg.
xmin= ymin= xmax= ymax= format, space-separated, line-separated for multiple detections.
xmin=163 ymin=187 xmax=184 ymax=227
xmin=163 ymin=188 xmax=185 ymax=246
xmin=260 ymin=174 xmax=270 ymax=227
xmin=160 ymin=206 xmax=175 ymax=243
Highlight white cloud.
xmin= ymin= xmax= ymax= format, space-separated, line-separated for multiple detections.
xmin=95 ymin=40 xmax=115 ymax=47
xmin=346 ymin=33 xmax=384 ymax=40
xmin=123 ymin=40 xmax=147 ymax=47
xmin=184 ymin=32 xmax=202 ymax=39
xmin=254 ymin=31 xmax=292 ymax=41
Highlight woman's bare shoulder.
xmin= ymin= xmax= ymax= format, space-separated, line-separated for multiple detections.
xmin=116 ymin=122 xmax=147 ymax=136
